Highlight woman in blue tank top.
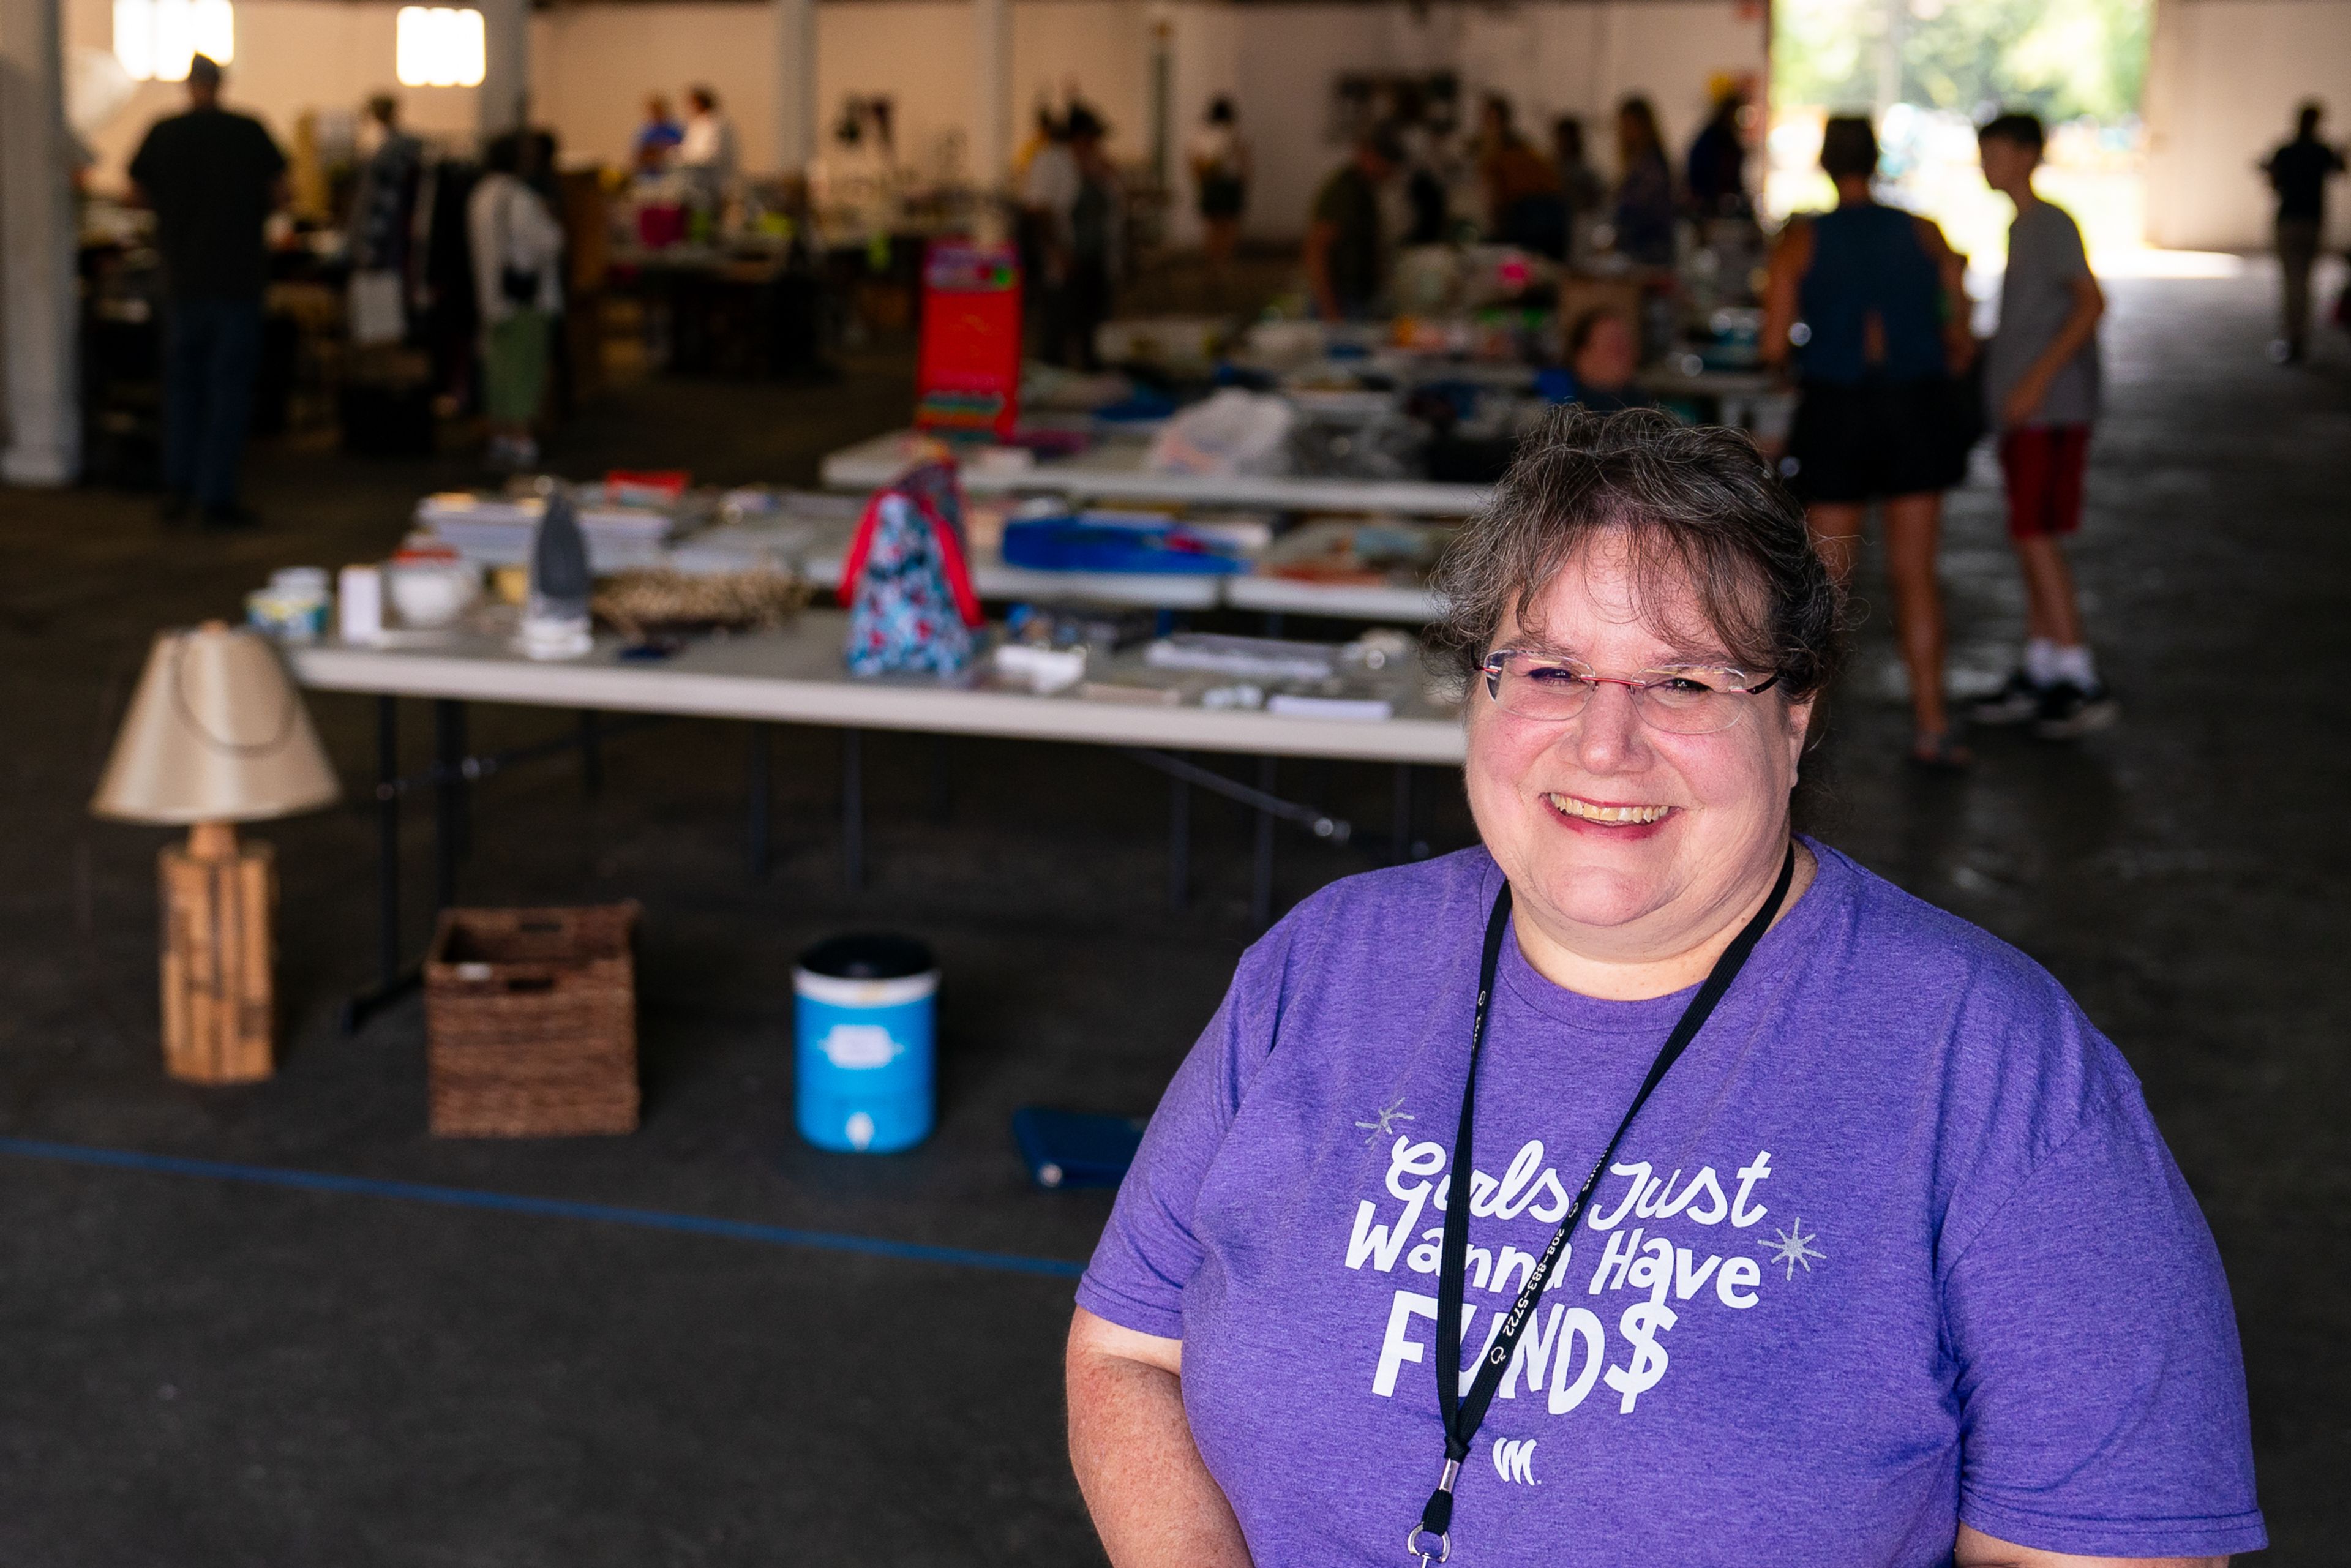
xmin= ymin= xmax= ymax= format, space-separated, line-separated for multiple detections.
xmin=1763 ymin=116 xmax=1977 ymax=768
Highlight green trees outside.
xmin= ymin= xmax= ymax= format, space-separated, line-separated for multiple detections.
xmin=1775 ymin=0 xmax=2150 ymax=124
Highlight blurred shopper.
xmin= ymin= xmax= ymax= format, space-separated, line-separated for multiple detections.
xmin=1558 ymin=307 xmax=1653 ymax=413
xmin=1971 ymin=112 xmax=2118 ymax=740
xmin=128 ymin=54 xmax=285 ymax=530
xmin=676 ymin=86 xmax=738 ymax=206
xmin=1475 ymin=95 xmax=1565 ymax=258
xmin=468 ymin=132 xmax=564 ymax=470
xmin=1611 ymin=96 xmax=1678 ymax=266
xmin=634 ymin=94 xmax=683 ymax=175
xmin=1305 ymin=127 xmax=1401 ymax=321
xmin=1188 ymin=98 xmax=1250 ymax=290
xmin=347 ymin=94 xmax=422 ymax=344
xmin=1014 ymin=102 xmax=1060 ymax=181
xmin=1684 ymin=81 xmax=1751 ymax=222
xmin=2262 ymin=102 xmax=2344 ymax=362
xmin=1392 ymin=83 xmax=1454 ymax=247
xmin=1551 ymin=114 xmax=1605 ymax=252
xmin=1763 ymin=114 xmax=1976 ymax=768
xmin=1026 ymin=105 xmax=1120 ymax=369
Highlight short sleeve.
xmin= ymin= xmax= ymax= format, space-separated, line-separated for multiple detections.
xmin=253 ymin=121 xmax=288 ymax=179
xmin=2045 ymin=208 xmax=2089 ymax=280
xmin=1074 ymin=930 xmax=1289 ymax=1341
xmin=1943 ymin=1087 xmax=2267 ymax=1558
xmin=127 ymin=126 xmax=163 ymax=192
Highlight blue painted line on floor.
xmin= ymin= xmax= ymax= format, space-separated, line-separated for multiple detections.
xmin=0 ymin=1135 xmax=1086 ymax=1280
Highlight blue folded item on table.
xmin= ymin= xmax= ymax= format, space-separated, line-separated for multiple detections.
xmin=1011 ymin=1106 xmax=1147 ymax=1189
xmin=1093 ymin=388 xmax=1180 ymax=424
xmin=1001 ymin=514 xmax=1251 ymax=575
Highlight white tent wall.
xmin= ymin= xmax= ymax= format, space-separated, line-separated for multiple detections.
xmin=67 ymin=0 xmax=486 ymax=184
xmin=2144 ymin=0 xmax=2351 ymax=252
xmin=67 ymin=0 xmax=1761 ymax=236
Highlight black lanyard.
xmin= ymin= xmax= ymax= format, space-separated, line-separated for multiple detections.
xmin=1409 ymin=844 xmax=1796 ymax=1566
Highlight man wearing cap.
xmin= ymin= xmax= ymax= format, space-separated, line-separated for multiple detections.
xmin=1305 ymin=127 xmax=1401 ymax=321
xmin=129 ymin=55 xmax=287 ymax=530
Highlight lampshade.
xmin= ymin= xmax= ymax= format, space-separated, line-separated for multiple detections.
xmin=91 ymin=625 xmax=341 ymax=825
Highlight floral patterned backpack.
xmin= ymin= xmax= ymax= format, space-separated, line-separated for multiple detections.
xmin=838 ymin=459 xmax=984 ymax=677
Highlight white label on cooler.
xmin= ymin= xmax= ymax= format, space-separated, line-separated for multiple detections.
xmin=817 ymin=1023 xmax=903 ymax=1070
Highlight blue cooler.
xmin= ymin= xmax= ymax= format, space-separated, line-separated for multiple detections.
xmin=793 ymin=934 xmax=938 ymax=1152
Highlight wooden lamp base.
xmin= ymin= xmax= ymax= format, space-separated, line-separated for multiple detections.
xmin=159 ymin=821 xmax=276 ymax=1083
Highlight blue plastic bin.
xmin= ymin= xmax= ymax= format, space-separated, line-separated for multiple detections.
xmin=793 ymin=934 xmax=938 ymax=1152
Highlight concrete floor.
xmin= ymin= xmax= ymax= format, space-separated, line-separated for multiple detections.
xmin=0 ymin=267 xmax=2343 ymax=1564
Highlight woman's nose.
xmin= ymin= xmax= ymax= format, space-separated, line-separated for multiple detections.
xmin=1566 ymin=681 xmax=1649 ymax=770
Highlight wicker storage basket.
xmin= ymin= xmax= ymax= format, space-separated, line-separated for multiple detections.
xmin=425 ymin=903 xmax=641 ymax=1136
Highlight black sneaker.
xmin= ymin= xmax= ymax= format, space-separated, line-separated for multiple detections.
xmin=2033 ymin=681 xmax=2120 ymax=740
xmin=1969 ymin=669 xmax=2045 ymax=726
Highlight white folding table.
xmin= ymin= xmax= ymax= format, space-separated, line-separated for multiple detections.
xmin=290 ymin=612 xmax=1465 ymax=1024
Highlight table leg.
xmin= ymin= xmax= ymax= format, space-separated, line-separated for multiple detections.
xmin=375 ymin=696 xmax=402 ymax=985
xmin=747 ymin=722 xmax=773 ymax=880
xmin=579 ymin=709 xmax=604 ymax=798
xmin=842 ymin=728 xmax=864 ymax=894
xmin=433 ymin=699 xmax=465 ymax=910
xmin=1168 ymin=765 xmax=1190 ymax=912
xmin=340 ymin=695 xmax=418 ymax=1034
xmin=1392 ymin=764 xmax=1415 ymax=866
xmin=1252 ymin=756 xmax=1277 ymax=929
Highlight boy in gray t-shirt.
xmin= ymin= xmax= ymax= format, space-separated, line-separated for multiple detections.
xmin=1971 ymin=112 xmax=2118 ymax=739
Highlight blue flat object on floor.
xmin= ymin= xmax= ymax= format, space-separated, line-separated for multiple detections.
xmin=1001 ymin=516 xmax=1250 ymax=575
xmin=1012 ymin=1106 xmax=1147 ymax=1189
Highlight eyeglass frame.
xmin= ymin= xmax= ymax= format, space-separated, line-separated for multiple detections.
xmin=1478 ymin=647 xmax=1783 ymax=732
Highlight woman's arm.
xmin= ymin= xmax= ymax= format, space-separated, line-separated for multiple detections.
xmin=1758 ymin=219 xmax=1811 ymax=375
xmin=1302 ymin=219 xmax=1342 ymax=321
xmin=1916 ymin=216 xmax=1978 ymax=373
xmin=1955 ymin=1521 xmax=2224 ymax=1568
xmin=1066 ymin=1307 xmax=1251 ymax=1568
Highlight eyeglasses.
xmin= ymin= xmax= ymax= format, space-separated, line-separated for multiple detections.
xmin=1480 ymin=649 xmax=1781 ymax=735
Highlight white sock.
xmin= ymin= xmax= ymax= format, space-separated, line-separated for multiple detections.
xmin=2050 ymin=645 xmax=2099 ymax=688
xmin=2025 ymin=639 xmax=2061 ymax=685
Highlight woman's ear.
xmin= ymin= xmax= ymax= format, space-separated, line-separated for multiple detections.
xmin=1784 ymin=696 xmax=1818 ymax=771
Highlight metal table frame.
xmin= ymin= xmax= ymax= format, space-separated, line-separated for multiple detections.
xmin=298 ymin=622 xmax=1460 ymax=1030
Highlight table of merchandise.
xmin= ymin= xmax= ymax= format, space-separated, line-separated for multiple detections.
xmin=411 ymin=490 xmax=1453 ymax=623
xmin=290 ymin=610 xmax=1464 ymax=1023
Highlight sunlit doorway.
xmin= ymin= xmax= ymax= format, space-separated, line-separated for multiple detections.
xmin=1766 ymin=0 xmax=2156 ymax=273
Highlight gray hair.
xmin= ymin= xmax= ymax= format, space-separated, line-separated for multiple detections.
xmin=1431 ymin=407 xmax=1844 ymax=699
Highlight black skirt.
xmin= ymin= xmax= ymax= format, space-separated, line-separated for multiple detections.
xmin=1784 ymin=376 xmax=1974 ymax=503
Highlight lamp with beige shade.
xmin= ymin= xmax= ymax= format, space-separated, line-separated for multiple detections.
xmin=92 ymin=623 xmax=340 ymax=1082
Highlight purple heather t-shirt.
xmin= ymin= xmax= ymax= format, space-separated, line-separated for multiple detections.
xmin=1079 ymin=842 xmax=2264 ymax=1566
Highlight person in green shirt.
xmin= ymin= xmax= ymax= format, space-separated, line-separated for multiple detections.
xmin=1305 ymin=127 xmax=1401 ymax=320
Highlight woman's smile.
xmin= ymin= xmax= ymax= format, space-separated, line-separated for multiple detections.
xmin=1541 ymin=792 xmax=1677 ymax=835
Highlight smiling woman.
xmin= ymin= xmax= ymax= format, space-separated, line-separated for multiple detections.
xmin=1065 ymin=410 xmax=2265 ymax=1568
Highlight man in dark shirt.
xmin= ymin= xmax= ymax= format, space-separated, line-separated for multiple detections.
xmin=128 ymin=55 xmax=286 ymax=527
xmin=2262 ymin=100 xmax=2345 ymax=362
xmin=1304 ymin=128 xmax=1400 ymax=321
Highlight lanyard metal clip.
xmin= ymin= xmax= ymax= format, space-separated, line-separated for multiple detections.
xmin=1406 ymin=1457 xmax=1460 ymax=1565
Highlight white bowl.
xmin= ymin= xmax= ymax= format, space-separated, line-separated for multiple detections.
xmin=388 ymin=562 xmax=480 ymax=628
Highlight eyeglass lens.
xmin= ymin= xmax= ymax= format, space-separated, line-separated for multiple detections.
xmin=1486 ymin=655 xmax=1759 ymax=736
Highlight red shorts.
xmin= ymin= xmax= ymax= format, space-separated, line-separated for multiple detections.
xmin=1999 ymin=424 xmax=2090 ymax=539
